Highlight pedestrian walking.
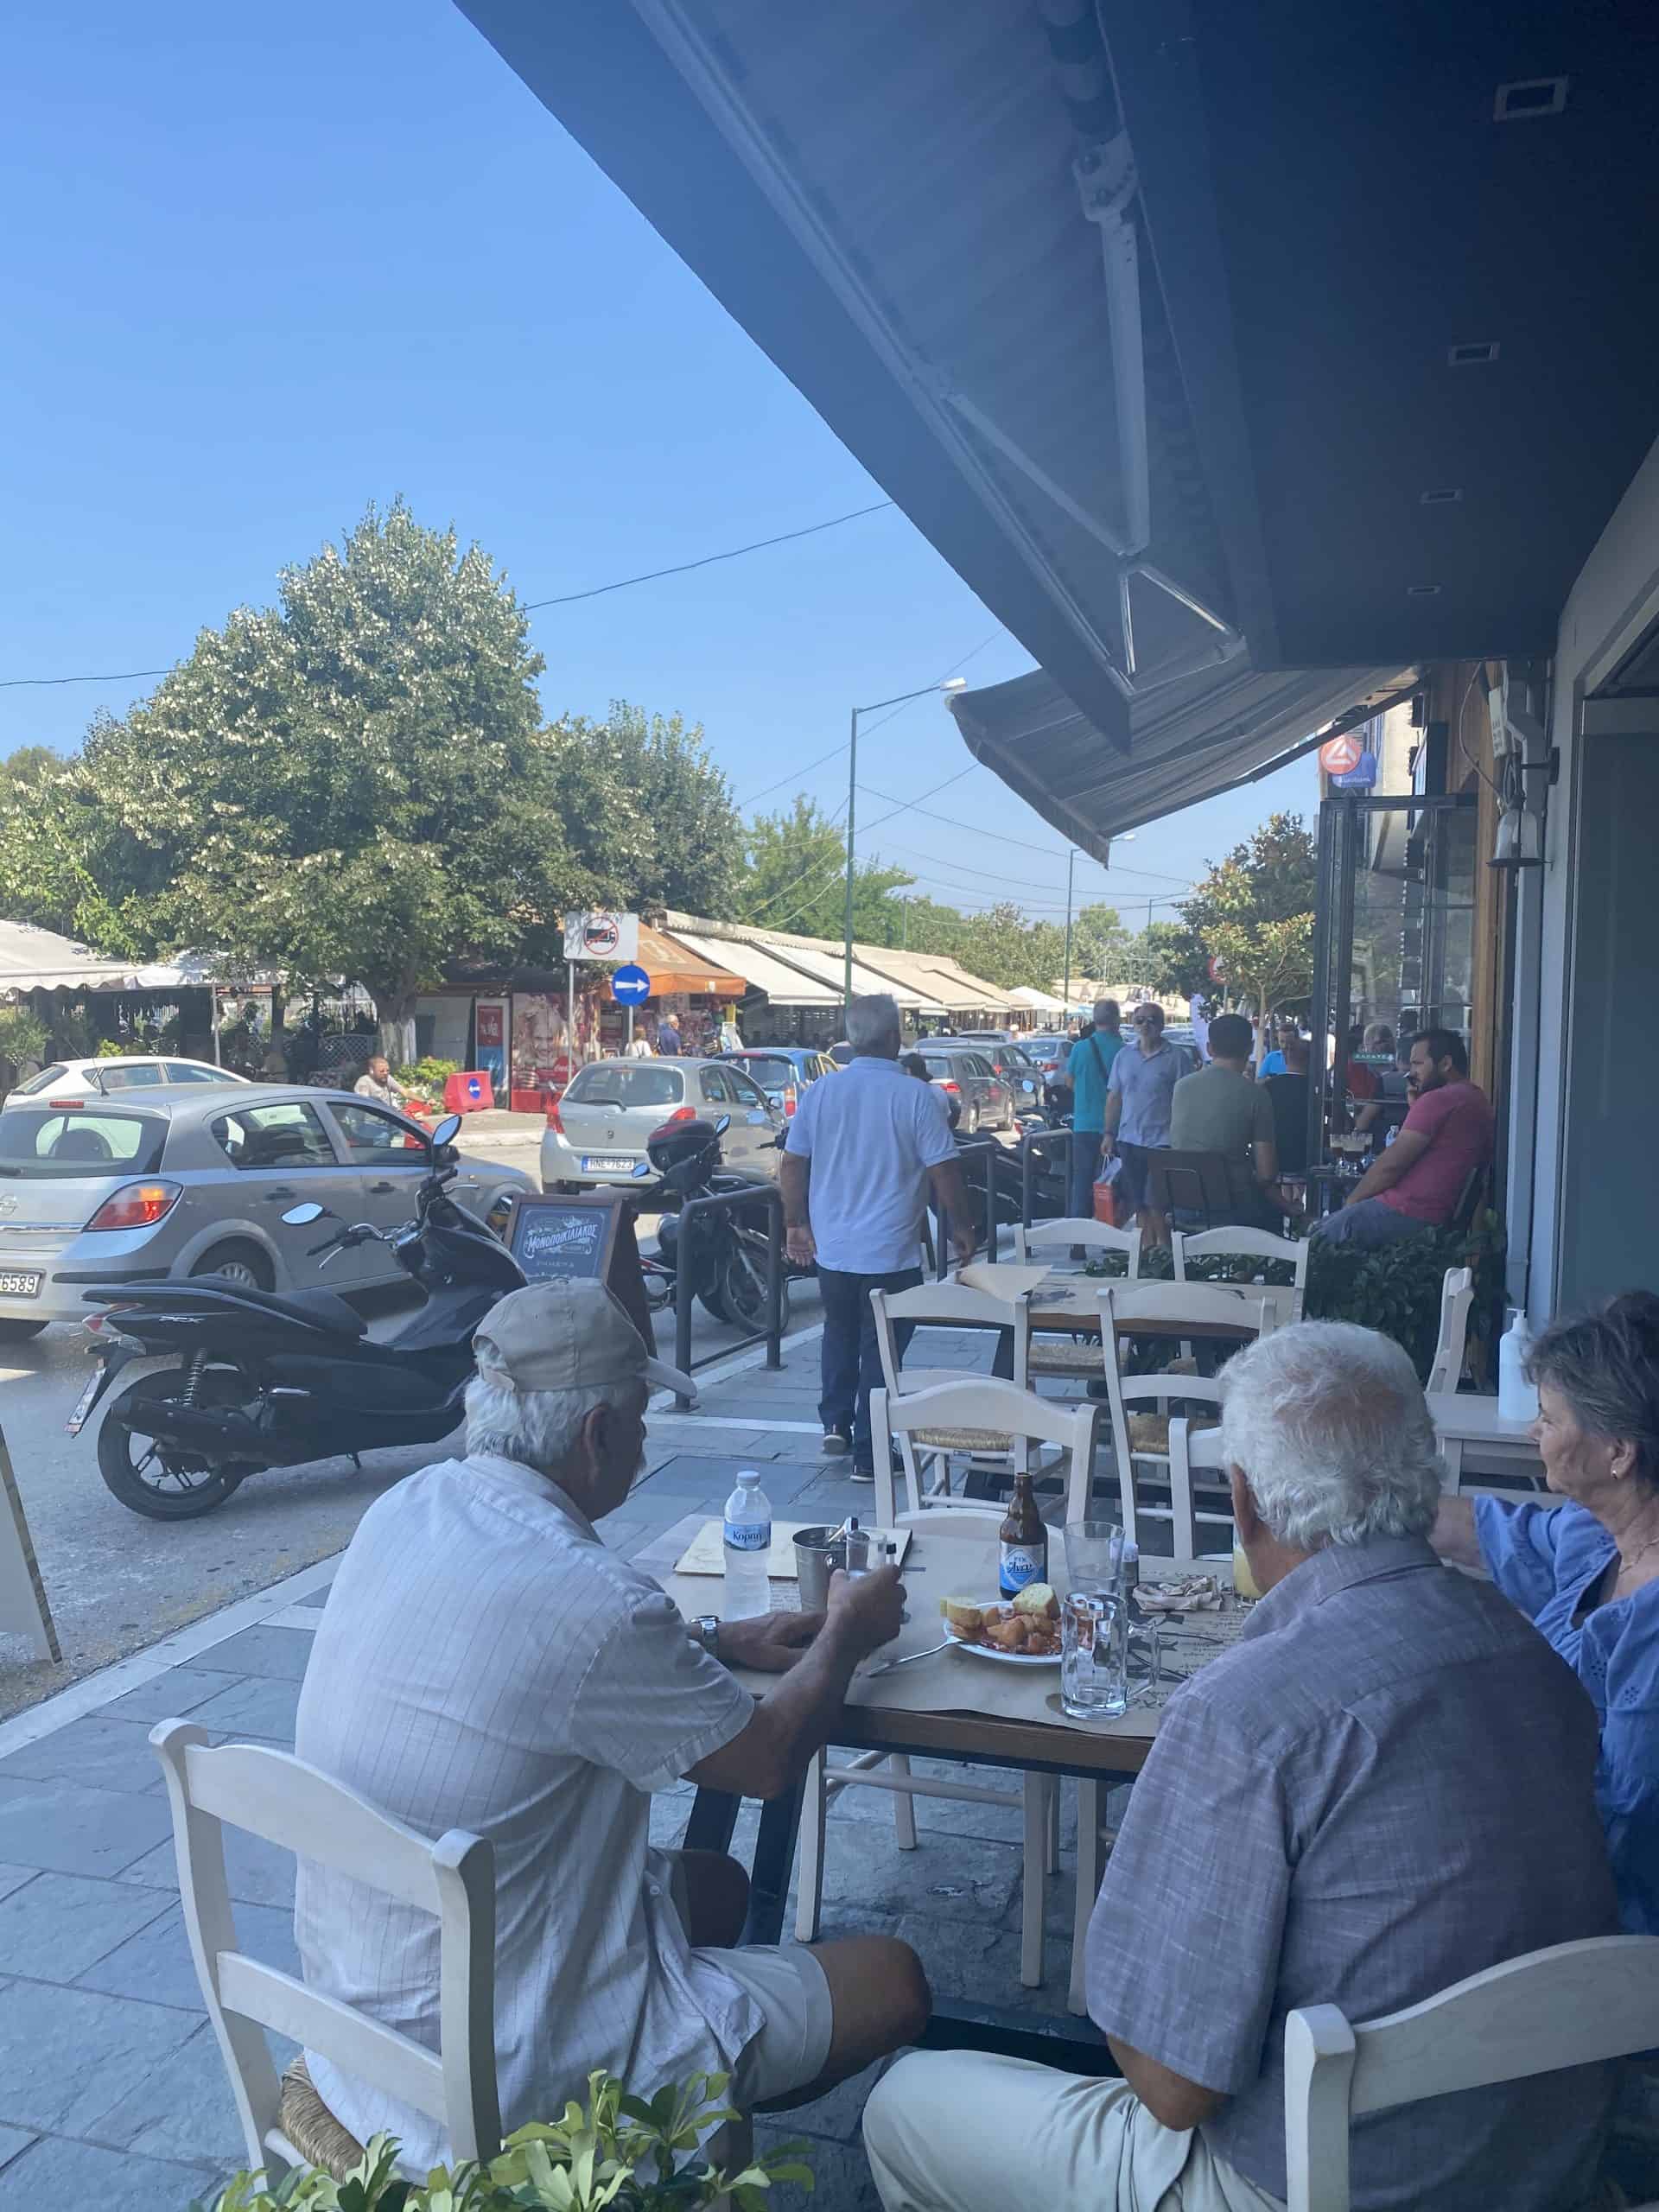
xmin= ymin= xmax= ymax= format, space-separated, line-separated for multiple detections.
xmin=1099 ymin=1002 xmax=1185 ymax=1220
xmin=782 ymin=995 xmax=977 ymax=1479
xmin=1063 ymin=999 xmax=1125 ymax=1222
xmin=655 ymin=1011 xmax=683 ymax=1055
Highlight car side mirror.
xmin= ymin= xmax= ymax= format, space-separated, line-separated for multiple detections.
xmin=282 ymin=1201 xmax=326 ymax=1225
xmin=430 ymin=1113 xmax=463 ymax=1147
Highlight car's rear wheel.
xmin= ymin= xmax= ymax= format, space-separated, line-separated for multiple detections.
xmin=963 ymin=1101 xmax=981 ymax=1136
xmin=97 ymin=1368 xmax=247 ymax=1519
xmin=189 ymin=1242 xmax=274 ymax=1293
xmin=0 ymin=1318 xmax=48 ymax=1341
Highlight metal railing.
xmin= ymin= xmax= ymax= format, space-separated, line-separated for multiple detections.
xmin=1019 ymin=1127 xmax=1076 ymax=1227
xmin=929 ymin=1127 xmax=1077 ymax=1276
xmin=671 ymin=1183 xmax=785 ymax=1406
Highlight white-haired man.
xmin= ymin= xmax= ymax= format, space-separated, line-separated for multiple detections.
xmin=296 ymin=1279 xmax=928 ymax=2172
xmin=864 ymin=1321 xmax=1619 ymax=2212
xmin=783 ymin=993 xmax=976 ymax=1478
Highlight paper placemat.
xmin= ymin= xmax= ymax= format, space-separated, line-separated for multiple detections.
xmin=674 ymin=1519 xmax=912 ymax=1579
xmin=956 ymin=1262 xmax=1053 ymax=1300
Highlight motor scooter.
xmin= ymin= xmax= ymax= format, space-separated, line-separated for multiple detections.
xmin=68 ymin=1114 xmax=526 ymax=1519
xmin=645 ymin=1115 xmax=798 ymax=1332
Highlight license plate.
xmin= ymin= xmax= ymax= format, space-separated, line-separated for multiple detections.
xmin=66 ymin=1363 xmax=103 ymax=1436
xmin=0 ymin=1271 xmax=41 ymax=1298
xmin=582 ymin=1155 xmax=638 ymax=1173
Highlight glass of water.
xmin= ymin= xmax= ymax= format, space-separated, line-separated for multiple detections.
xmin=1061 ymin=1591 xmax=1128 ymax=1719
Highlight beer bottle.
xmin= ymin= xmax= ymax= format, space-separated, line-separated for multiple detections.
xmin=998 ymin=1472 xmax=1047 ymax=1598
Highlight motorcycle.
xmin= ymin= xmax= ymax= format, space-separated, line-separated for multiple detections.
xmin=644 ymin=1114 xmax=797 ymax=1333
xmin=67 ymin=1113 xmax=526 ymax=1520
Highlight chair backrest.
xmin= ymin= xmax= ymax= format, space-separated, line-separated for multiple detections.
xmin=1166 ymin=1413 xmax=1233 ymax=1559
xmin=870 ymin=1379 xmax=1098 ymax=1527
xmin=150 ymin=1721 xmax=499 ymax=2179
xmin=1425 ymin=1265 xmax=1475 ymax=1395
xmin=1283 ymin=1934 xmax=1659 ymax=2212
xmin=1101 ymin=1281 xmax=1277 ymax=1338
xmin=1100 ymin=1370 xmax=1229 ymax=1544
xmin=1146 ymin=1147 xmax=1243 ymax=1225
xmin=1014 ymin=1218 xmax=1143 ymax=1277
xmin=1172 ymin=1227 xmax=1309 ymax=1325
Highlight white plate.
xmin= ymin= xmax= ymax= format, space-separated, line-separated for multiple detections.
xmin=944 ymin=1595 xmax=1062 ymax=1667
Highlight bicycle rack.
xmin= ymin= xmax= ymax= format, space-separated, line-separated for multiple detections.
xmin=670 ymin=1183 xmax=785 ymax=1408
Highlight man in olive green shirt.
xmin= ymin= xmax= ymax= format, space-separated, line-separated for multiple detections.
xmin=1169 ymin=1013 xmax=1279 ymax=1226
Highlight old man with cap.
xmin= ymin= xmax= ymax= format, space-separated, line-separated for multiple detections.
xmin=295 ymin=1279 xmax=926 ymax=2171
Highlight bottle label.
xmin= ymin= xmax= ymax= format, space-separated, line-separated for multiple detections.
xmin=724 ymin=1522 xmax=771 ymax=1552
xmin=1000 ymin=1542 xmax=1046 ymax=1595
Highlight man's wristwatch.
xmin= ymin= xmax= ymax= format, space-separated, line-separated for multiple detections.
xmin=694 ymin=1614 xmax=721 ymax=1658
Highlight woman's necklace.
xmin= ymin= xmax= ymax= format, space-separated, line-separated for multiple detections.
xmin=1612 ymin=1524 xmax=1659 ymax=1587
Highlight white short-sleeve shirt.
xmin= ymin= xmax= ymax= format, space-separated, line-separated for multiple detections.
xmin=293 ymin=1453 xmax=757 ymax=2174
xmin=784 ymin=1054 xmax=956 ymax=1273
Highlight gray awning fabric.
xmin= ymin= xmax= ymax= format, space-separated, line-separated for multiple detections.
xmin=664 ymin=931 xmax=841 ymax=1008
xmin=0 ymin=919 xmax=144 ymax=996
xmin=950 ymin=661 xmax=1417 ymax=860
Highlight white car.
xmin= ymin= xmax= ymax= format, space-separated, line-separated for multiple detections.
xmin=10 ymin=1057 xmax=253 ymax=1099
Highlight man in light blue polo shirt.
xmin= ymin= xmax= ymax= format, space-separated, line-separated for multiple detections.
xmin=1101 ymin=1002 xmax=1185 ymax=1219
xmin=782 ymin=995 xmax=977 ymax=1478
xmin=1064 ymin=999 xmax=1125 ymax=1223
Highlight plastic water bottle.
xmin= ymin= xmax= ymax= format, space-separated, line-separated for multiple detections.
xmin=1497 ymin=1309 xmax=1540 ymax=1423
xmin=722 ymin=1471 xmax=772 ymax=1620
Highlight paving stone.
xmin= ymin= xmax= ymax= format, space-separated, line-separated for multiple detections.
xmin=79 ymin=1897 xmax=298 ymax=2014
xmin=771 ymin=2055 xmax=894 ymax=2145
xmin=0 ymin=1776 xmax=173 ymax=1878
xmin=182 ymin=1675 xmax=302 ymax=1740
xmin=753 ymin=2126 xmax=881 ymax=2212
xmin=0 ymin=2133 xmax=219 ymax=2211
xmin=0 ymin=2128 xmax=33 ymax=2177
xmin=0 ymin=1866 xmax=35 ymax=1904
xmin=817 ymin=1826 xmax=1020 ymax=1925
xmin=296 ymin=1586 xmax=332 ymax=1607
xmin=0 ymin=1717 xmax=172 ymax=1797
xmin=119 ymin=1821 xmax=294 ymax=1909
xmin=96 ymin=1668 xmax=247 ymax=1724
xmin=0 ymin=1872 xmax=174 ymax=1982
xmin=0 ymin=1978 xmax=200 ymax=2135
xmin=893 ymin=1913 xmax=1068 ymax=2015
xmin=189 ymin=1625 xmax=314 ymax=1681
xmin=826 ymin=1760 xmax=1051 ymax=1848
xmin=92 ymin=2016 xmax=297 ymax=2168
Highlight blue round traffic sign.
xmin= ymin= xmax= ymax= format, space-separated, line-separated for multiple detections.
xmin=611 ymin=963 xmax=652 ymax=1005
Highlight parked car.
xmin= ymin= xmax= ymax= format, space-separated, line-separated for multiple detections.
xmin=1161 ymin=1024 xmax=1204 ymax=1070
xmin=10 ymin=1057 xmax=253 ymax=1099
xmin=929 ymin=1033 xmax=1045 ymax=1116
xmin=542 ymin=1056 xmax=784 ymax=1192
xmin=0 ymin=1085 xmax=534 ymax=1338
xmin=722 ymin=1046 xmax=838 ymax=1120
xmin=915 ymin=1045 xmax=1014 ymax=1135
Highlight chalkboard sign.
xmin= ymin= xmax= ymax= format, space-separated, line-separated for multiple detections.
xmin=506 ymin=1192 xmax=655 ymax=1351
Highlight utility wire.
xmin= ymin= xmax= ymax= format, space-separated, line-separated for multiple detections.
xmin=856 ymin=779 xmax=1193 ymax=880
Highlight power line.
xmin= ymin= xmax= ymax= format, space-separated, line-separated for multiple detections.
xmin=855 ymin=779 xmax=1194 ymax=880
xmin=734 ymin=741 xmax=848 ymax=811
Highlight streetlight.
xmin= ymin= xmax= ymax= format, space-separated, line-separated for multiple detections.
xmin=1062 ymin=833 xmax=1134 ymax=1015
xmin=844 ymin=677 xmax=968 ymax=1006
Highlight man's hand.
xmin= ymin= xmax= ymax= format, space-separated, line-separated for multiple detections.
xmin=950 ymin=1217 xmax=978 ymax=1266
xmin=785 ymin=1224 xmax=817 ymax=1268
xmin=827 ymin=1565 xmax=906 ymax=1657
xmin=1098 ymin=1133 xmax=1116 ymax=1159
xmin=716 ymin=1610 xmax=824 ymax=1673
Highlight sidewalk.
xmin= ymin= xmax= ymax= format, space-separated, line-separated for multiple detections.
xmin=0 ymin=1322 xmax=1085 ymax=2209
xmin=448 ymin=1106 xmax=545 ymax=1154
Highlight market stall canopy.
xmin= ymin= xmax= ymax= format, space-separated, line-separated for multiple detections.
xmin=1009 ymin=985 xmax=1069 ymax=1016
xmin=950 ymin=664 xmax=1417 ymax=861
xmin=132 ymin=951 xmax=284 ymax=991
xmin=856 ymin=948 xmax=1012 ymax=1018
xmin=664 ymin=928 xmax=841 ymax=1009
xmin=636 ymin=925 xmax=745 ymax=1000
xmin=743 ymin=935 xmax=938 ymax=1012
xmin=0 ymin=919 xmax=144 ymax=996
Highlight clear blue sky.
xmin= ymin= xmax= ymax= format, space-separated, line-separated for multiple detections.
xmin=0 ymin=0 xmax=1313 ymax=933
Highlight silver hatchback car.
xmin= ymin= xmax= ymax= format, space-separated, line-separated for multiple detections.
xmin=0 ymin=1084 xmax=535 ymax=1338
xmin=542 ymin=1056 xmax=784 ymax=1192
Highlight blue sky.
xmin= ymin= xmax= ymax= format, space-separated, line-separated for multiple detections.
xmin=0 ymin=0 xmax=1313 ymax=932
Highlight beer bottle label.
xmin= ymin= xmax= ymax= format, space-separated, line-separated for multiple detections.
xmin=1000 ymin=1541 xmax=1046 ymax=1596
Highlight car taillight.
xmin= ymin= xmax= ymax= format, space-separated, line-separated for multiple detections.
xmin=938 ymin=1079 xmax=960 ymax=1094
xmin=48 ymin=1098 xmax=85 ymax=1109
xmin=86 ymin=1181 xmax=181 ymax=1231
xmin=784 ymin=1086 xmax=798 ymax=1117
xmin=545 ymin=1100 xmax=563 ymax=1133
xmin=663 ymin=1106 xmax=696 ymax=1124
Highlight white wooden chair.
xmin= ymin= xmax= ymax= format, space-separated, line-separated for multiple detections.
xmin=1172 ymin=1225 xmax=1309 ymax=1328
xmin=870 ymin=1278 xmax=1037 ymax=1485
xmin=1284 ymin=1934 xmax=1659 ymax=2212
xmin=1014 ymin=1219 xmax=1143 ymax=1382
xmin=150 ymin=1720 xmax=500 ymax=2183
xmin=1425 ymin=1265 xmax=1475 ymax=1395
xmin=873 ymin=1376 xmax=1098 ymax=1529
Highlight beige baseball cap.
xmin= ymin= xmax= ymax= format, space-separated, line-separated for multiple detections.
xmin=474 ymin=1280 xmax=696 ymax=1402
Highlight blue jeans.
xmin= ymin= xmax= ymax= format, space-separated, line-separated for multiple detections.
xmin=1313 ymin=1197 xmax=1434 ymax=1249
xmin=817 ymin=1265 xmax=923 ymax=1470
xmin=1067 ymin=1130 xmax=1103 ymax=1223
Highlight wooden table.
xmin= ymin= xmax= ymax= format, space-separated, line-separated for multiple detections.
xmin=638 ymin=1511 xmax=1236 ymax=2069
xmin=1426 ymin=1390 xmax=1543 ymax=1491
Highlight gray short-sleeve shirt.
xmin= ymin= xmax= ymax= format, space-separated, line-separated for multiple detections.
xmin=1106 ymin=1038 xmax=1184 ymax=1147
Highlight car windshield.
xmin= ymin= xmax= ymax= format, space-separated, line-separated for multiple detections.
xmin=733 ymin=1055 xmax=796 ymax=1088
xmin=921 ymin=1057 xmax=955 ymax=1080
xmin=564 ymin=1063 xmax=685 ymax=1109
xmin=0 ymin=1106 xmax=168 ymax=1177
xmin=12 ymin=1065 xmax=68 ymax=1096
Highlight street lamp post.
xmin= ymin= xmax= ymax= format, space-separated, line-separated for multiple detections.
xmin=1062 ymin=849 xmax=1076 ymax=1015
xmin=844 ymin=677 xmax=967 ymax=1007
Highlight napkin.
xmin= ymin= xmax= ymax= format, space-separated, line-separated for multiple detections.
xmin=1135 ymin=1573 xmax=1224 ymax=1614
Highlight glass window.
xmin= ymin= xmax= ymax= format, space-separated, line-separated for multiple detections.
xmin=733 ymin=1054 xmax=795 ymax=1090
xmin=0 ymin=1107 xmax=168 ymax=1175
xmin=11 ymin=1066 xmax=68 ymax=1096
xmin=329 ymin=1100 xmax=425 ymax=1164
xmin=212 ymin=1101 xmax=337 ymax=1171
xmin=97 ymin=1060 xmax=164 ymax=1089
xmin=921 ymin=1057 xmax=952 ymax=1080
xmin=564 ymin=1063 xmax=684 ymax=1109
xmin=163 ymin=1061 xmax=229 ymax=1084
xmin=700 ymin=1066 xmax=736 ymax=1105
xmin=726 ymin=1067 xmax=769 ymax=1109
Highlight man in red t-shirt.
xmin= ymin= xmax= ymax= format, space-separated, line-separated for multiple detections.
xmin=1315 ymin=1029 xmax=1492 ymax=1249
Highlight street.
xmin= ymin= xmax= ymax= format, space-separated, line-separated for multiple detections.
xmin=0 ymin=1126 xmax=823 ymax=1719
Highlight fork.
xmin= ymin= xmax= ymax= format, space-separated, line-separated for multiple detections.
xmin=865 ymin=1637 xmax=955 ymax=1676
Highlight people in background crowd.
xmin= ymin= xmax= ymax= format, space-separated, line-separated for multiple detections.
xmin=353 ymin=1054 xmax=407 ymax=1107
xmin=1098 ymin=1001 xmax=1184 ymax=1220
xmin=1168 ymin=1011 xmax=1280 ymax=1226
xmin=654 ymin=1011 xmax=683 ymax=1055
xmin=1313 ymin=1027 xmax=1491 ymax=1248
xmin=902 ymin=1050 xmax=960 ymax=1131
xmin=1255 ymin=1022 xmax=1291 ymax=1080
xmin=1064 ymin=999 xmax=1125 ymax=1221
xmin=1433 ymin=1290 xmax=1659 ymax=1934
xmin=864 ymin=1324 xmax=1618 ymax=2212
xmin=1262 ymin=1031 xmax=1311 ymax=1177
xmin=1353 ymin=1034 xmax=1415 ymax=1142
xmin=783 ymin=995 xmax=976 ymax=1478
xmin=717 ymin=1012 xmax=743 ymax=1055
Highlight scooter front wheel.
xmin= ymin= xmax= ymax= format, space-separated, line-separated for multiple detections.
xmin=97 ymin=1369 xmax=245 ymax=1520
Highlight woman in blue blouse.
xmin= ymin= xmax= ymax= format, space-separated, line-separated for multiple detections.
xmin=1433 ymin=1291 xmax=1659 ymax=1933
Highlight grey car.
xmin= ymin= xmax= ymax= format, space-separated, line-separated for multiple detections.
xmin=916 ymin=1046 xmax=1014 ymax=1135
xmin=0 ymin=1084 xmax=534 ymax=1338
xmin=541 ymin=1056 xmax=784 ymax=1192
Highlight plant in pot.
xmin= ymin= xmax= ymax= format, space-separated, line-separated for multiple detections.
xmin=186 ymin=2070 xmax=812 ymax=2212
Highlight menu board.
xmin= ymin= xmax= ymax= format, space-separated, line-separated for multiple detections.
xmin=506 ymin=1192 xmax=656 ymax=1350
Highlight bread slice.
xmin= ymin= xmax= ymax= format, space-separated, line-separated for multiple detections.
xmin=940 ymin=1596 xmax=984 ymax=1631
xmin=1011 ymin=1581 xmax=1058 ymax=1619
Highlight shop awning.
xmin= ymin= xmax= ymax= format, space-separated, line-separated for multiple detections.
xmin=637 ymin=925 xmax=745 ymax=1000
xmin=1010 ymin=985 xmax=1068 ymax=1015
xmin=950 ymin=664 xmax=1418 ymax=861
xmin=0 ymin=919 xmax=144 ymax=996
xmin=856 ymin=948 xmax=1011 ymax=1016
xmin=664 ymin=930 xmax=841 ymax=1008
xmin=756 ymin=937 xmax=938 ymax=1012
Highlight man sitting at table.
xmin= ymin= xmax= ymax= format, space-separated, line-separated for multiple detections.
xmin=1313 ymin=1027 xmax=1491 ymax=1248
xmin=294 ymin=1278 xmax=927 ymax=2173
xmin=863 ymin=1320 xmax=1619 ymax=2212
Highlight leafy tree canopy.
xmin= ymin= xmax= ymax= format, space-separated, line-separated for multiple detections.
xmin=734 ymin=797 xmax=912 ymax=944
xmin=1179 ymin=810 xmax=1318 ymax=1020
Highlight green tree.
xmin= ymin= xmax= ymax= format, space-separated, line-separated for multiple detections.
xmin=1181 ymin=811 xmax=1318 ymax=1027
xmin=1122 ymin=918 xmax=1210 ymax=1001
xmin=0 ymin=745 xmax=146 ymax=953
xmin=576 ymin=700 xmax=740 ymax=918
xmin=734 ymin=797 xmax=912 ymax=940
xmin=1069 ymin=900 xmax=1129 ymax=986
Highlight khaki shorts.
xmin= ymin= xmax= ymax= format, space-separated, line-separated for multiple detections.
xmin=667 ymin=1854 xmax=835 ymax=2107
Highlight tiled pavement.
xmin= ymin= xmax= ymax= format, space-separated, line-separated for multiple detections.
xmin=0 ymin=1324 xmax=1107 ymax=2210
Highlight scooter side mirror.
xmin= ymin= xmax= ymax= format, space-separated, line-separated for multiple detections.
xmin=714 ymin=1114 xmax=731 ymax=1136
xmin=281 ymin=1202 xmax=326 ymax=1225
xmin=434 ymin=1142 xmax=461 ymax=1168
xmin=430 ymin=1113 xmax=463 ymax=1147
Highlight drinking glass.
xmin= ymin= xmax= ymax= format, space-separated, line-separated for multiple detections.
xmin=1062 ymin=1518 xmax=1122 ymax=1595
xmin=1061 ymin=1591 xmax=1128 ymax=1719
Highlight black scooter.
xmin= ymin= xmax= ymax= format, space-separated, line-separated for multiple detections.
xmin=69 ymin=1113 xmax=526 ymax=1520
xmin=645 ymin=1114 xmax=798 ymax=1332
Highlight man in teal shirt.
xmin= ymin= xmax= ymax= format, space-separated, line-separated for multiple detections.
xmin=1065 ymin=999 xmax=1125 ymax=1220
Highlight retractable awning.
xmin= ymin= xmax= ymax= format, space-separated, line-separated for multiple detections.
xmin=0 ymin=919 xmax=144 ymax=996
xmin=637 ymin=925 xmax=746 ymax=1000
xmin=664 ymin=931 xmax=840 ymax=1009
xmin=757 ymin=938 xmax=938 ymax=1012
xmin=862 ymin=951 xmax=1012 ymax=1017
xmin=950 ymin=663 xmax=1417 ymax=861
